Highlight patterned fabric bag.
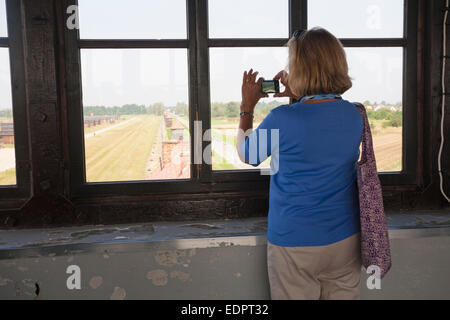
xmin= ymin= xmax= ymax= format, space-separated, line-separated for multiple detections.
xmin=353 ymin=102 xmax=392 ymax=279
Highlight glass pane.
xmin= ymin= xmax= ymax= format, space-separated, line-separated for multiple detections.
xmin=209 ymin=47 xmax=289 ymax=170
xmin=78 ymin=0 xmax=186 ymax=39
xmin=0 ymin=48 xmax=16 ymax=185
xmin=343 ymin=47 xmax=403 ymax=172
xmin=80 ymin=49 xmax=190 ymax=182
xmin=308 ymin=0 xmax=404 ymax=38
xmin=208 ymin=0 xmax=289 ymax=38
xmin=0 ymin=0 xmax=7 ymax=37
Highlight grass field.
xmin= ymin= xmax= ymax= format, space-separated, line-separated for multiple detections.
xmin=0 ymin=110 xmax=402 ymax=186
xmin=369 ymin=120 xmax=402 ymax=171
xmin=177 ymin=117 xmax=190 ymax=138
xmin=83 ymin=116 xmax=128 ymax=134
xmin=212 ymin=151 xmax=235 ymax=170
xmin=0 ymin=167 xmax=15 ymax=185
xmin=210 ymin=116 xmax=402 ymax=172
xmin=211 ymin=119 xmax=237 ymax=126
xmin=85 ymin=115 xmax=161 ymax=182
xmin=0 ymin=115 xmax=161 ymax=185
xmin=211 ymin=129 xmax=237 ymax=146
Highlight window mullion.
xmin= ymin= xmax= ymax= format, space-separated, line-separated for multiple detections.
xmin=402 ymin=0 xmax=419 ymax=184
xmin=208 ymin=38 xmax=288 ymax=47
xmin=78 ymin=39 xmax=188 ymax=49
xmin=290 ymin=0 xmax=307 ymax=34
xmin=187 ymin=0 xmax=199 ymax=181
xmin=0 ymin=0 xmax=30 ymax=199
xmin=195 ymin=0 xmax=212 ymax=182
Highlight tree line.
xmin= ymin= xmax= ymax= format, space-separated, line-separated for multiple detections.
xmin=212 ymin=100 xmax=282 ymax=121
xmin=0 ymin=109 xmax=12 ymax=119
xmin=83 ymin=102 xmax=187 ymax=116
xmin=362 ymin=100 xmax=402 ymax=107
xmin=82 ymin=101 xmax=401 ymax=128
xmin=367 ymin=109 xmax=402 ymax=128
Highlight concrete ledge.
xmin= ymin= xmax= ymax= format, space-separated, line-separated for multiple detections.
xmin=0 ymin=210 xmax=450 ymax=299
xmin=0 ymin=209 xmax=449 ymax=260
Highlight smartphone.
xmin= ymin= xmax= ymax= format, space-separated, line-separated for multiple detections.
xmin=261 ymin=80 xmax=280 ymax=94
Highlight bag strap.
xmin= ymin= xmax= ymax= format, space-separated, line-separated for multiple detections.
xmin=353 ymin=102 xmax=375 ymax=164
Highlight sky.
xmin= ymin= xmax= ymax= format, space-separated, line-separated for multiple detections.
xmin=0 ymin=0 xmax=404 ymax=110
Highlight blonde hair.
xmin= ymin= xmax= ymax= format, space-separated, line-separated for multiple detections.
xmin=287 ymin=27 xmax=352 ymax=98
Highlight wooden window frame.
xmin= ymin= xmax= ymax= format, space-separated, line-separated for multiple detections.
xmin=0 ymin=0 xmax=31 ymax=200
xmin=63 ymin=0 xmax=419 ymax=200
xmin=0 ymin=0 xmax=423 ymax=224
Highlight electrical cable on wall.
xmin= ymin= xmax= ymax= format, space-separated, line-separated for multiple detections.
xmin=438 ymin=0 xmax=450 ymax=202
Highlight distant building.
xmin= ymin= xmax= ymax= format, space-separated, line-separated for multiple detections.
xmin=0 ymin=122 xmax=14 ymax=145
xmin=373 ymin=104 xmax=387 ymax=111
xmin=170 ymin=126 xmax=185 ymax=141
xmin=83 ymin=115 xmax=119 ymax=127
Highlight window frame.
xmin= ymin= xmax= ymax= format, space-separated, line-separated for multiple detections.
xmin=207 ymin=0 xmax=418 ymax=187
xmin=63 ymin=0 xmax=419 ymax=199
xmin=0 ymin=0 xmax=31 ymax=202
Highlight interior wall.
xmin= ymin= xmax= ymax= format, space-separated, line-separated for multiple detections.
xmin=1 ymin=216 xmax=449 ymax=300
xmin=1 ymin=0 xmax=449 ymax=228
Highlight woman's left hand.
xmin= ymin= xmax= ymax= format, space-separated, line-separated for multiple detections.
xmin=241 ymin=68 xmax=268 ymax=112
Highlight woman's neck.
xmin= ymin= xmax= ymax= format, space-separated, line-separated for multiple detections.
xmin=303 ymin=98 xmax=340 ymax=104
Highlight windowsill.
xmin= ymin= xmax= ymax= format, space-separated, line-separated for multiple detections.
xmin=0 ymin=209 xmax=449 ymax=259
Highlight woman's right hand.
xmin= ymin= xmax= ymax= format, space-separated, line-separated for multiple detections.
xmin=273 ymin=70 xmax=297 ymax=99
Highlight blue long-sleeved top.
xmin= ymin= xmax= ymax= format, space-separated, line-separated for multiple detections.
xmin=240 ymin=99 xmax=363 ymax=246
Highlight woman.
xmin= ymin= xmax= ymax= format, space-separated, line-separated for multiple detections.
xmin=237 ymin=27 xmax=363 ymax=300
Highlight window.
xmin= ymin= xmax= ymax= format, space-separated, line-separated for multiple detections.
xmin=207 ymin=0 xmax=291 ymax=174
xmin=209 ymin=47 xmax=289 ymax=170
xmin=344 ymin=47 xmax=403 ymax=172
xmin=64 ymin=0 xmax=418 ymax=198
xmin=0 ymin=0 xmax=15 ymax=186
xmin=208 ymin=0 xmax=288 ymax=38
xmin=80 ymin=49 xmax=190 ymax=182
xmin=309 ymin=0 xmax=405 ymax=173
xmin=0 ymin=0 xmax=429 ymax=226
xmin=0 ymin=0 xmax=6 ymax=37
xmin=75 ymin=1 xmax=190 ymax=184
xmin=308 ymin=0 xmax=404 ymax=38
xmin=78 ymin=0 xmax=187 ymax=39
xmin=208 ymin=0 xmax=407 ymax=174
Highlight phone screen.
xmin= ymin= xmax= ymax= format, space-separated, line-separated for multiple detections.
xmin=261 ymin=80 xmax=280 ymax=94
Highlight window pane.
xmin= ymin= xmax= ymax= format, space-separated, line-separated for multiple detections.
xmin=209 ymin=47 xmax=289 ymax=171
xmin=308 ymin=0 xmax=404 ymax=38
xmin=208 ymin=0 xmax=289 ymax=38
xmin=209 ymin=47 xmax=402 ymax=173
xmin=0 ymin=48 xmax=16 ymax=185
xmin=78 ymin=0 xmax=186 ymax=39
xmin=0 ymin=0 xmax=7 ymax=37
xmin=80 ymin=49 xmax=190 ymax=182
xmin=343 ymin=47 xmax=403 ymax=172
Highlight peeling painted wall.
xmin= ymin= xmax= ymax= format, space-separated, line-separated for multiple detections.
xmin=1 ymin=215 xmax=450 ymax=299
xmin=0 ymin=242 xmax=270 ymax=299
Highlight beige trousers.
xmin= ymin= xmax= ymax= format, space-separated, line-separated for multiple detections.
xmin=267 ymin=232 xmax=362 ymax=300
